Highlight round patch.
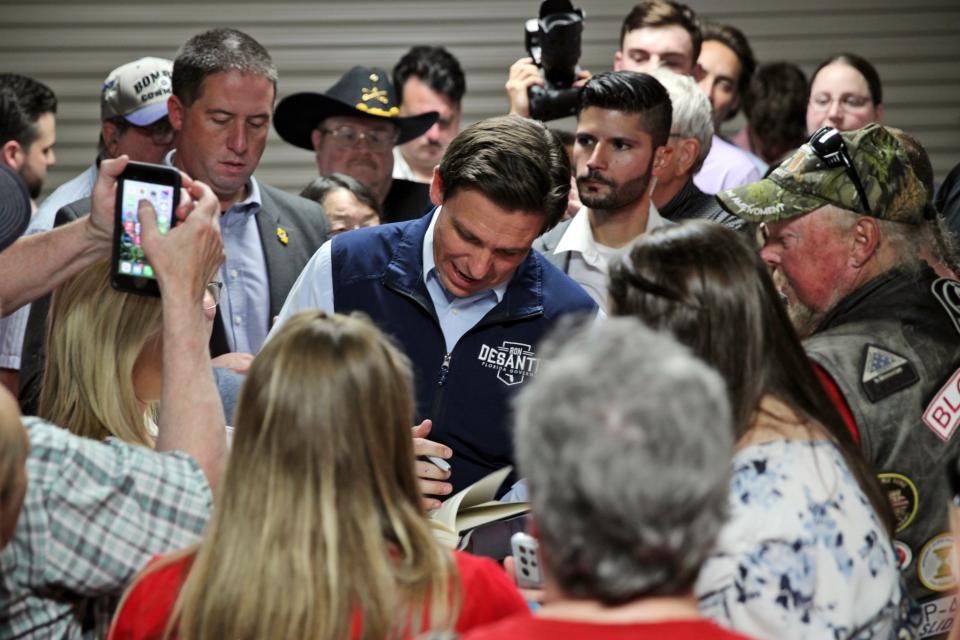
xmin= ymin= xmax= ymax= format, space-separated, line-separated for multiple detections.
xmin=918 ymin=533 xmax=957 ymax=592
xmin=879 ymin=473 xmax=919 ymax=533
xmin=894 ymin=540 xmax=913 ymax=570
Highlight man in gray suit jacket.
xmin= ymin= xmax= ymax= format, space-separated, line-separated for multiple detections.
xmin=18 ymin=28 xmax=329 ymax=413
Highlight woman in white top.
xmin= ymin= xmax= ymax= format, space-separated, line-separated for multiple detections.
xmin=608 ymin=220 xmax=914 ymax=639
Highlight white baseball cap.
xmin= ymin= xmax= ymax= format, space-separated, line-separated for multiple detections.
xmin=100 ymin=57 xmax=173 ymax=126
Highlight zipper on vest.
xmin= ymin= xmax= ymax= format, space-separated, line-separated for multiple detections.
xmin=437 ymin=353 xmax=452 ymax=386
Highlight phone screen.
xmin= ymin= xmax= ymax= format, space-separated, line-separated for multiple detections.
xmin=116 ymin=178 xmax=175 ymax=280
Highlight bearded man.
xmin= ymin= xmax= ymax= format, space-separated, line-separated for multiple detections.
xmin=534 ymin=71 xmax=673 ymax=312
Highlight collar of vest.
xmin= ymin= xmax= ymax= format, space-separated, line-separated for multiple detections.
xmin=382 ymin=210 xmax=545 ymax=323
xmin=817 ymin=266 xmax=945 ymax=334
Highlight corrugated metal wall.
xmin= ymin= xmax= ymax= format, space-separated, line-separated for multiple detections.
xmin=2 ymin=0 xmax=958 ymax=198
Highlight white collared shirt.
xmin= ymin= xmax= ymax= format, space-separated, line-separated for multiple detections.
xmin=553 ymin=204 xmax=668 ymax=312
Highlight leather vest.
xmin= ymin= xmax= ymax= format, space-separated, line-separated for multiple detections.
xmin=805 ymin=268 xmax=960 ymax=613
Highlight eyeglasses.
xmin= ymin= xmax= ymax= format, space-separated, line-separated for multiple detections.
xmin=128 ymin=117 xmax=175 ymax=146
xmin=808 ymin=126 xmax=874 ymax=217
xmin=319 ymin=125 xmax=398 ymax=152
xmin=204 ymin=281 xmax=223 ymax=310
xmin=808 ymin=93 xmax=872 ymax=112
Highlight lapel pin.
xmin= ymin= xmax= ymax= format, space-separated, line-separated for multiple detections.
xmin=276 ymin=226 xmax=289 ymax=245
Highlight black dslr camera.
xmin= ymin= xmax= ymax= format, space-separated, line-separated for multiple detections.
xmin=525 ymin=0 xmax=585 ymax=122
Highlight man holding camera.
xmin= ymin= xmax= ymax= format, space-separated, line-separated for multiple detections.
xmin=508 ymin=1 xmax=759 ymax=196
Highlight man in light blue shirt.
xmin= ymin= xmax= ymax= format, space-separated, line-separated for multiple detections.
xmin=271 ymin=116 xmax=597 ymax=500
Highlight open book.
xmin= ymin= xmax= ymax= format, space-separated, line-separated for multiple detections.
xmin=430 ymin=466 xmax=531 ymax=549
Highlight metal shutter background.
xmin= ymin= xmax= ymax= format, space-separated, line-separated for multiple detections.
xmin=2 ymin=0 xmax=958 ymax=198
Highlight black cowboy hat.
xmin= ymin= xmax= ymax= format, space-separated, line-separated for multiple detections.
xmin=0 ymin=165 xmax=30 ymax=253
xmin=274 ymin=66 xmax=439 ymax=151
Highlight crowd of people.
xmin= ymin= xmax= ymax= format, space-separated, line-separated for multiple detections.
xmin=1 ymin=1 xmax=959 ymax=638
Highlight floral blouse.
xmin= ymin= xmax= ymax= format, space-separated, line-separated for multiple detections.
xmin=696 ymin=439 xmax=917 ymax=639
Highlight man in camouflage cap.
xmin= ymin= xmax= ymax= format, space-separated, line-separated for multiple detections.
xmin=719 ymin=122 xmax=960 ymax=617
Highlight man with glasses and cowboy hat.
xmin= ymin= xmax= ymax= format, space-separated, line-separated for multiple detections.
xmin=274 ymin=66 xmax=439 ymax=223
xmin=717 ymin=123 xmax=960 ymax=620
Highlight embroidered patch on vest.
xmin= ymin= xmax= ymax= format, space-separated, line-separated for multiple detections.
xmin=860 ymin=344 xmax=919 ymax=403
xmin=918 ymin=533 xmax=957 ymax=592
xmin=879 ymin=473 xmax=919 ymax=532
xmin=932 ymin=278 xmax=960 ymax=337
xmin=894 ymin=540 xmax=913 ymax=570
xmin=477 ymin=341 xmax=539 ymax=386
xmin=923 ymin=367 xmax=960 ymax=442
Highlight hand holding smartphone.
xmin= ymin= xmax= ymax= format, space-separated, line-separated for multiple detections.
xmin=510 ymin=531 xmax=544 ymax=589
xmin=111 ymin=161 xmax=181 ymax=296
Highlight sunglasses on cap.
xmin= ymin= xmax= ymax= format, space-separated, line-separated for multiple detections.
xmin=808 ymin=126 xmax=874 ymax=218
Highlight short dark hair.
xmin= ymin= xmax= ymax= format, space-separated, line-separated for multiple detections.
xmin=700 ymin=21 xmax=755 ymax=121
xmin=811 ymin=53 xmax=883 ymax=106
xmin=299 ymin=172 xmax=382 ymax=217
xmin=0 ymin=74 xmax=56 ymax=147
xmin=173 ymin=28 xmax=278 ymax=107
xmin=392 ymin=46 xmax=466 ymax=107
xmin=620 ymin=1 xmax=702 ymax=63
xmin=578 ymin=71 xmax=673 ymax=149
xmin=743 ymin=62 xmax=808 ymax=163
xmin=438 ymin=115 xmax=570 ymax=233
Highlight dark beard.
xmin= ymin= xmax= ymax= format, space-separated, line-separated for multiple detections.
xmin=576 ymin=153 xmax=655 ymax=212
xmin=576 ymin=170 xmax=651 ymax=211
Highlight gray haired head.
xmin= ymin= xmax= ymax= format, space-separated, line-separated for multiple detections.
xmin=513 ymin=317 xmax=732 ymax=603
xmin=649 ymin=68 xmax=714 ymax=174
xmin=173 ymin=28 xmax=278 ymax=107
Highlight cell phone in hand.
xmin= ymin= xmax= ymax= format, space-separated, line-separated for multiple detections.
xmin=510 ymin=531 xmax=544 ymax=589
xmin=111 ymin=161 xmax=181 ymax=297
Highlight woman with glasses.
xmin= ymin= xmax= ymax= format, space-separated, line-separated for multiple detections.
xmin=38 ymin=260 xmax=221 ymax=446
xmin=806 ymin=53 xmax=884 ymax=136
xmin=300 ymin=172 xmax=381 ymax=236
xmin=109 ymin=311 xmax=527 ymax=640
xmin=608 ymin=221 xmax=913 ymax=639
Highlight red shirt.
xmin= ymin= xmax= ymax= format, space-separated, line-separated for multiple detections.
xmin=462 ymin=614 xmax=757 ymax=639
xmin=109 ymin=550 xmax=528 ymax=639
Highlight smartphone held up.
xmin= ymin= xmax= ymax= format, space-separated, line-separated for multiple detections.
xmin=111 ymin=161 xmax=181 ymax=296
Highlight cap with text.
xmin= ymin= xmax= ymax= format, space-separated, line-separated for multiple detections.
xmin=100 ymin=57 xmax=173 ymax=126
xmin=716 ymin=123 xmax=928 ymax=225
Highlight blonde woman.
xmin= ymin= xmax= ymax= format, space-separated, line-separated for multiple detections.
xmin=109 ymin=311 xmax=526 ymax=640
xmin=39 ymin=259 xmax=222 ymax=446
xmin=39 ymin=260 xmax=165 ymax=446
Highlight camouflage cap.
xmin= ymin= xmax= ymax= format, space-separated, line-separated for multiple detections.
xmin=717 ymin=123 xmax=928 ymax=225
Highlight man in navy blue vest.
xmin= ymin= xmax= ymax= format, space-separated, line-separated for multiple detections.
xmin=270 ymin=115 xmax=597 ymax=503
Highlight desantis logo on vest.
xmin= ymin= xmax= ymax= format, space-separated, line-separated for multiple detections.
xmin=477 ymin=341 xmax=539 ymax=386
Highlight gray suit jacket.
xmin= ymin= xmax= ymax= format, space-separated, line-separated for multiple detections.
xmin=18 ymin=181 xmax=329 ymax=414
xmin=532 ymin=218 xmax=573 ymax=273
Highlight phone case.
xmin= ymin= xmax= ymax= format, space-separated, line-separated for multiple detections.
xmin=111 ymin=161 xmax=181 ymax=297
xmin=510 ymin=531 xmax=544 ymax=589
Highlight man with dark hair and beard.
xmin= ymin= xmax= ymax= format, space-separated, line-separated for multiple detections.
xmin=534 ymin=71 xmax=673 ymax=312
xmin=0 ymin=74 xmax=56 ymax=209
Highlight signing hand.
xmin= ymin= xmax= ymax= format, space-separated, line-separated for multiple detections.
xmin=413 ymin=419 xmax=453 ymax=509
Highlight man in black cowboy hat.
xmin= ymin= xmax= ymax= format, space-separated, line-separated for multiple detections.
xmin=274 ymin=66 xmax=439 ymax=223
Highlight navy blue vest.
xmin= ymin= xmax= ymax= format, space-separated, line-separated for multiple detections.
xmin=331 ymin=212 xmax=597 ymax=493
